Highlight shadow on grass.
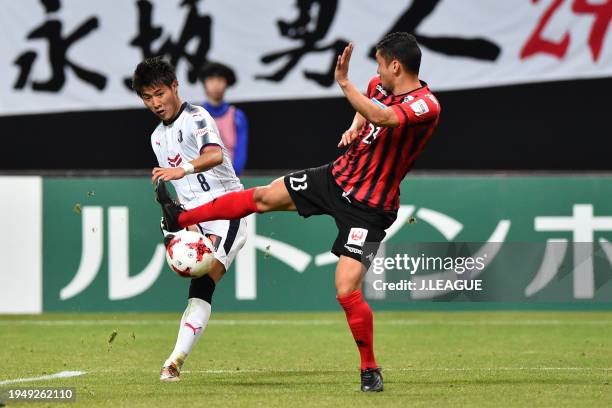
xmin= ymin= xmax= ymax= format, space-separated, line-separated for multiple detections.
xmin=188 ymin=370 xmax=605 ymax=388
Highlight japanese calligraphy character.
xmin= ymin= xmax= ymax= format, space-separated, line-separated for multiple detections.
xmin=126 ymin=0 xmax=211 ymax=88
xmin=13 ymin=0 xmax=107 ymax=92
xmin=255 ymin=0 xmax=349 ymax=87
xmin=370 ymin=0 xmax=501 ymax=62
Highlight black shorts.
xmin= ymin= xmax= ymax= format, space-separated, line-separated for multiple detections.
xmin=283 ymin=164 xmax=397 ymax=267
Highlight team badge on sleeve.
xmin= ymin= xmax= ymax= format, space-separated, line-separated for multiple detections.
xmin=409 ymin=99 xmax=429 ymax=116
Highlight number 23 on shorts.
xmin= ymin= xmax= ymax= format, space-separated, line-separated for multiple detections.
xmin=289 ymin=173 xmax=308 ymax=191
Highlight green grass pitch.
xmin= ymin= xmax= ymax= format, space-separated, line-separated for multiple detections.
xmin=1 ymin=311 xmax=611 ymax=407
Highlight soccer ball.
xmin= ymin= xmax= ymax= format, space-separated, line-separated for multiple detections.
xmin=165 ymin=230 xmax=215 ymax=278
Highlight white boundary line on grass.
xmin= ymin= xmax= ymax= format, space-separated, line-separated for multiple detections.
xmin=97 ymin=367 xmax=609 ymax=375
xmin=1 ymin=319 xmax=612 ymax=326
xmin=86 ymin=367 xmax=612 ymax=375
xmin=0 ymin=371 xmax=86 ymax=385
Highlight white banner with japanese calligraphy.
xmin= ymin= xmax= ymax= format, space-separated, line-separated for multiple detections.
xmin=1 ymin=0 xmax=611 ymax=116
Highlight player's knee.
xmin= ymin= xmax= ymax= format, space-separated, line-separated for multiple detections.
xmin=252 ymin=185 xmax=267 ymax=203
xmin=206 ymin=260 xmax=226 ymax=284
xmin=253 ymin=185 xmax=275 ymax=212
xmin=336 ymin=282 xmax=360 ymax=297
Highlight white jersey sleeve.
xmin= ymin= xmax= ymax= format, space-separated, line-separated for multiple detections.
xmin=189 ymin=110 xmax=223 ymax=151
xmin=150 ymin=124 xmax=165 ymax=167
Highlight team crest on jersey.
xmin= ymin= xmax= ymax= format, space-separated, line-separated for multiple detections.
xmin=177 ymin=130 xmax=183 ymax=143
xmin=402 ymin=95 xmax=415 ymax=103
xmin=168 ymin=153 xmax=182 ymax=167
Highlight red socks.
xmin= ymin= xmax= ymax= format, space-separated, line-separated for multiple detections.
xmin=178 ymin=188 xmax=259 ymax=228
xmin=337 ymin=289 xmax=378 ymax=370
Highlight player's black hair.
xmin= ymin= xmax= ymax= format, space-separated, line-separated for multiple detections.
xmin=199 ymin=62 xmax=237 ymax=87
xmin=375 ymin=32 xmax=421 ymax=75
xmin=131 ymin=57 xmax=177 ymax=96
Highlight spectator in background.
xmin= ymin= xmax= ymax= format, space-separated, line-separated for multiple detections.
xmin=199 ymin=62 xmax=248 ymax=175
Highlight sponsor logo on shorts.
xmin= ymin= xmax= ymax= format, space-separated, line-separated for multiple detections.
xmin=347 ymin=227 xmax=368 ymax=247
xmin=344 ymin=245 xmax=363 ymax=255
xmin=341 ymin=188 xmax=352 ymax=203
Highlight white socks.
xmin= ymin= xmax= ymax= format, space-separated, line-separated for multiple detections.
xmin=163 ymin=297 xmax=212 ymax=369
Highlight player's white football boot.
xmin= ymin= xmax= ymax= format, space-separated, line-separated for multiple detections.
xmin=159 ymin=362 xmax=181 ymax=382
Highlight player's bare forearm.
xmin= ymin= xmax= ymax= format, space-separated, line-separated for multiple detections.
xmin=338 ymin=80 xmax=398 ymax=128
xmin=191 ymin=145 xmax=223 ymax=172
xmin=335 ymin=42 xmax=399 ymax=128
xmin=151 ymin=145 xmax=223 ymax=182
xmin=338 ymin=112 xmax=366 ymax=147
xmin=350 ymin=112 xmax=366 ymax=131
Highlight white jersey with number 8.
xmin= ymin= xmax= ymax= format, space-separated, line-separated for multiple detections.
xmin=150 ymin=102 xmax=243 ymax=209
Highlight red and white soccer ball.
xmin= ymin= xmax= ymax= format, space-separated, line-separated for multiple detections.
xmin=165 ymin=230 xmax=215 ymax=278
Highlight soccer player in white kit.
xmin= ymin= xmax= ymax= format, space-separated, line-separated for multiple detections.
xmin=131 ymin=57 xmax=247 ymax=381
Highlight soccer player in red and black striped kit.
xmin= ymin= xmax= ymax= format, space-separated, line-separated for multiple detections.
xmin=156 ymin=32 xmax=440 ymax=392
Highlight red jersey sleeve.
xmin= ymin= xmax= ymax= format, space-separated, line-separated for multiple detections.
xmin=366 ymin=76 xmax=380 ymax=98
xmin=392 ymin=93 xmax=440 ymax=127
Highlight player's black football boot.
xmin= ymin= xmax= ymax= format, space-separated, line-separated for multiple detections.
xmin=155 ymin=179 xmax=185 ymax=232
xmin=360 ymin=368 xmax=383 ymax=392
xmin=159 ymin=217 xmax=176 ymax=248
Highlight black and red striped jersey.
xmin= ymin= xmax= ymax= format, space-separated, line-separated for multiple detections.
xmin=331 ymin=76 xmax=440 ymax=211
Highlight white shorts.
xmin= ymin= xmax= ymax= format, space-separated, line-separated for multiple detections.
xmin=193 ymin=218 xmax=247 ymax=270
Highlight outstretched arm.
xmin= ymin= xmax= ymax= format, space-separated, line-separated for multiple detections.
xmin=335 ymin=43 xmax=399 ymax=128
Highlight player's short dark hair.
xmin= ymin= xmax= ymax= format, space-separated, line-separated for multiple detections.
xmin=199 ymin=62 xmax=237 ymax=87
xmin=131 ymin=57 xmax=177 ymax=96
xmin=375 ymin=32 xmax=421 ymax=75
